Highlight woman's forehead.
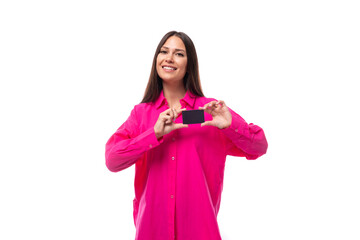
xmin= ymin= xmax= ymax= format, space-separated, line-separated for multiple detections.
xmin=162 ymin=36 xmax=186 ymax=51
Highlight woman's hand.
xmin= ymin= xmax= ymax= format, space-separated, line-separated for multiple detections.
xmin=199 ymin=100 xmax=232 ymax=129
xmin=154 ymin=107 xmax=188 ymax=140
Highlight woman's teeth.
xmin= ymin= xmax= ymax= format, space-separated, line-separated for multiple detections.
xmin=163 ymin=66 xmax=176 ymax=70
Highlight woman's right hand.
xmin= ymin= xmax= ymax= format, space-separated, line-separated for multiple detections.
xmin=154 ymin=107 xmax=188 ymax=140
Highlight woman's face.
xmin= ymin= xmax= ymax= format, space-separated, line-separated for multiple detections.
xmin=156 ymin=36 xmax=187 ymax=85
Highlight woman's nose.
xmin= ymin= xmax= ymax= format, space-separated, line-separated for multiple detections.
xmin=165 ymin=54 xmax=174 ymax=63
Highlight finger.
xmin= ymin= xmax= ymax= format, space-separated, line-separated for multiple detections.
xmin=202 ymin=101 xmax=214 ymax=109
xmin=161 ymin=108 xmax=172 ymax=117
xmin=176 ymin=107 xmax=187 ymax=113
xmin=199 ymin=101 xmax=209 ymax=110
xmin=169 ymin=108 xmax=174 ymax=120
xmin=173 ymin=123 xmax=189 ymax=130
xmin=201 ymin=121 xmax=213 ymax=127
xmin=201 ymin=101 xmax=217 ymax=114
xmin=217 ymin=100 xmax=225 ymax=107
xmin=207 ymin=101 xmax=219 ymax=110
xmin=172 ymin=108 xmax=178 ymax=121
xmin=174 ymin=108 xmax=186 ymax=117
xmin=208 ymin=100 xmax=218 ymax=108
xmin=173 ymin=108 xmax=179 ymax=120
xmin=201 ymin=107 xmax=212 ymax=114
xmin=213 ymin=100 xmax=225 ymax=111
xmin=215 ymin=100 xmax=226 ymax=109
xmin=163 ymin=115 xmax=172 ymax=124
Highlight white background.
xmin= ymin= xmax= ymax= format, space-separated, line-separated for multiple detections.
xmin=1 ymin=0 xmax=359 ymax=239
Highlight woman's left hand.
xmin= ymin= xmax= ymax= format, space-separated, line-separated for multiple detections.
xmin=199 ymin=100 xmax=232 ymax=129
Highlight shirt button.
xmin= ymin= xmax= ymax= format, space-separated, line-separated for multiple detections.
xmin=172 ymin=137 xmax=175 ymax=141
xmin=149 ymin=144 xmax=153 ymax=148
xmin=171 ymin=156 xmax=175 ymax=160
xmin=235 ymin=128 xmax=238 ymax=132
xmin=170 ymin=195 xmax=174 ymax=198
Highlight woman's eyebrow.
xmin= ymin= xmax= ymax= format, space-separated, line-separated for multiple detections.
xmin=161 ymin=46 xmax=186 ymax=52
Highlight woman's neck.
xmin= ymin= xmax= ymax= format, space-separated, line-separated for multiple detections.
xmin=163 ymin=83 xmax=186 ymax=109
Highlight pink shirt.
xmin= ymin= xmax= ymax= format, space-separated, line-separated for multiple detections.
xmin=105 ymin=89 xmax=268 ymax=240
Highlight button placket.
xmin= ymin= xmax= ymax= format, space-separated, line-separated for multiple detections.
xmin=168 ymin=131 xmax=177 ymax=239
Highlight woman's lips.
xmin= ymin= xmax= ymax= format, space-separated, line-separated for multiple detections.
xmin=162 ymin=66 xmax=177 ymax=72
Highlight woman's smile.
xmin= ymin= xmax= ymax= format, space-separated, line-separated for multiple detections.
xmin=162 ymin=65 xmax=177 ymax=72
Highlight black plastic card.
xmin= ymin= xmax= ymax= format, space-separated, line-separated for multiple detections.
xmin=182 ymin=109 xmax=205 ymax=124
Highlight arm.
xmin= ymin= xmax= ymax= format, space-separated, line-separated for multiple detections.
xmin=105 ymin=106 xmax=164 ymax=172
xmin=221 ymin=106 xmax=268 ymax=160
xmin=199 ymin=99 xmax=267 ymax=160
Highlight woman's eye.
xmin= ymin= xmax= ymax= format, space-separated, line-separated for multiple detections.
xmin=159 ymin=50 xmax=167 ymax=54
xmin=177 ymin=53 xmax=184 ymax=57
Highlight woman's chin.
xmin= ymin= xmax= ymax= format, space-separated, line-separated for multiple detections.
xmin=161 ymin=77 xmax=184 ymax=84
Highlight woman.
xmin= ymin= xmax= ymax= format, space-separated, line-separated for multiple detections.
xmin=105 ymin=31 xmax=268 ymax=240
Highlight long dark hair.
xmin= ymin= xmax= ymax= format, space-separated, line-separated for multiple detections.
xmin=140 ymin=31 xmax=204 ymax=103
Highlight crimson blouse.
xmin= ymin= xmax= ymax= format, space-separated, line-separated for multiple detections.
xmin=105 ymin=89 xmax=268 ymax=240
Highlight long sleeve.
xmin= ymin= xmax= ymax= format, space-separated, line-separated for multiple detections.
xmin=221 ymin=106 xmax=268 ymax=160
xmin=105 ymin=106 xmax=164 ymax=172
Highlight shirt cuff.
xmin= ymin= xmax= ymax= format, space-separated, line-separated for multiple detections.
xmin=142 ymin=127 xmax=164 ymax=150
xmin=220 ymin=111 xmax=248 ymax=141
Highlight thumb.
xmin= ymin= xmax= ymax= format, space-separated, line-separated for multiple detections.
xmin=201 ymin=121 xmax=213 ymax=127
xmin=174 ymin=123 xmax=189 ymax=130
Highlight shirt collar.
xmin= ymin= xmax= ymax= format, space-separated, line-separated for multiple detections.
xmin=154 ymin=89 xmax=196 ymax=109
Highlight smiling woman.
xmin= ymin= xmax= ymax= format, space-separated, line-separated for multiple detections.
xmin=105 ymin=31 xmax=268 ymax=240
xmin=142 ymin=31 xmax=203 ymax=110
